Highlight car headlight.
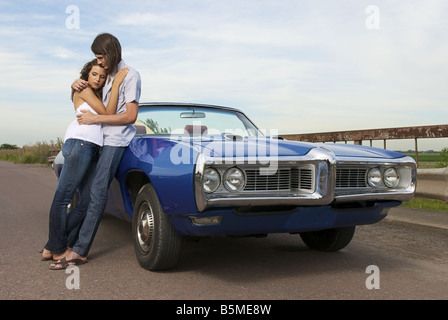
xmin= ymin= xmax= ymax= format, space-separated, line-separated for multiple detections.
xmin=367 ymin=168 xmax=382 ymax=187
xmin=223 ymin=167 xmax=245 ymax=192
xmin=203 ymin=168 xmax=220 ymax=193
xmin=384 ymin=167 xmax=399 ymax=188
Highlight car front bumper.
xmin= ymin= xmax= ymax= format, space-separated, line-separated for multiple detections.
xmin=169 ymin=200 xmax=400 ymax=237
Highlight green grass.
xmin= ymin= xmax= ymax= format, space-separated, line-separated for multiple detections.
xmin=403 ymin=152 xmax=446 ymax=169
xmin=0 ymin=139 xmax=63 ymax=165
xmin=404 ymin=152 xmax=442 ymax=162
xmin=401 ymin=197 xmax=448 ymax=212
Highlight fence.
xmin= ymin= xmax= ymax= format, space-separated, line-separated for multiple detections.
xmin=282 ymin=124 xmax=448 ymax=166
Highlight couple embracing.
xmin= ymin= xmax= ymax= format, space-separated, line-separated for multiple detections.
xmin=42 ymin=33 xmax=142 ymax=270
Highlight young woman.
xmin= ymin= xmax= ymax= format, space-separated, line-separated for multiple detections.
xmin=42 ymin=59 xmax=128 ymax=262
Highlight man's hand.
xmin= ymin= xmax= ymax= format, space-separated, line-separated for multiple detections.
xmin=72 ymin=79 xmax=89 ymax=92
xmin=77 ymin=110 xmax=97 ymax=125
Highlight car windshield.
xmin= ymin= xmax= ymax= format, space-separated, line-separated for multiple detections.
xmin=135 ymin=106 xmax=262 ymax=137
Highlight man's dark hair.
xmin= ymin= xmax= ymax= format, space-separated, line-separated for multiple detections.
xmin=91 ymin=33 xmax=122 ymax=73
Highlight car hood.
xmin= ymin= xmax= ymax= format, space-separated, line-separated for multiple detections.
xmin=315 ymin=143 xmax=405 ymax=159
xmin=190 ymin=136 xmax=313 ymax=157
xmin=187 ymin=135 xmax=405 ymax=159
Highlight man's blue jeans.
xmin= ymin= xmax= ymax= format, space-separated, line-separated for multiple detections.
xmin=45 ymin=139 xmax=100 ymax=254
xmin=72 ymin=145 xmax=125 ymax=257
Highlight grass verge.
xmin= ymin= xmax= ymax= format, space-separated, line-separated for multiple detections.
xmin=0 ymin=139 xmax=63 ymax=165
xmin=401 ymin=197 xmax=448 ymax=212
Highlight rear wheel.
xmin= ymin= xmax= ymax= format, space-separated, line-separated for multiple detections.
xmin=299 ymin=226 xmax=356 ymax=252
xmin=132 ymin=183 xmax=183 ymax=271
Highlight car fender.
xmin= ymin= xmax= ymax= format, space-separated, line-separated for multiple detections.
xmin=117 ymin=136 xmax=200 ymax=217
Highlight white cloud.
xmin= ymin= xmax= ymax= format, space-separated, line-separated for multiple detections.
xmin=51 ymin=47 xmax=79 ymax=60
xmin=117 ymin=12 xmax=169 ymax=26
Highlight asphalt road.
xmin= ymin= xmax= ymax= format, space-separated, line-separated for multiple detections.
xmin=1 ymin=160 xmax=448 ymax=300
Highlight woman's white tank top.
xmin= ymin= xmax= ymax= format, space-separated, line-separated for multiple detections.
xmin=63 ymin=102 xmax=103 ymax=146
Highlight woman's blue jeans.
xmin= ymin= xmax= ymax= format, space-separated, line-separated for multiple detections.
xmin=72 ymin=145 xmax=125 ymax=257
xmin=45 ymin=139 xmax=100 ymax=254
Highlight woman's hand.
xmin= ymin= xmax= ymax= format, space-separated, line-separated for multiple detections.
xmin=113 ymin=68 xmax=129 ymax=88
xmin=76 ymin=109 xmax=97 ymax=125
xmin=72 ymin=79 xmax=89 ymax=92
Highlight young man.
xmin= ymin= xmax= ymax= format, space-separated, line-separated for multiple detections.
xmin=50 ymin=33 xmax=141 ymax=269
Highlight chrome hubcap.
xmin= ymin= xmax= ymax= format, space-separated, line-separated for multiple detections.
xmin=137 ymin=203 xmax=154 ymax=253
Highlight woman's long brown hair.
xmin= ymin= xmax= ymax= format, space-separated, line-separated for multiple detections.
xmin=71 ymin=59 xmax=104 ymax=101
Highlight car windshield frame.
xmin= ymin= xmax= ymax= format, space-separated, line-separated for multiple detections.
xmin=135 ymin=105 xmax=263 ymax=137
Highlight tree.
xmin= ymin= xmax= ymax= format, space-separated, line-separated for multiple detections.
xmin=144 ymin=119 xmax=171 ymax=134
xmin=436 ymin=147 xmax=448 ymax=168
xmin=0 ymin=143 xmax=18 ymax=150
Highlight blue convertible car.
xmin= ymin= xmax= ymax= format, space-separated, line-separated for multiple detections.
xmin=54 ymin=102 xmax=417 ymax=270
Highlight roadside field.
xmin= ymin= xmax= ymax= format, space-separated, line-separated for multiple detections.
xmin=404 ymin=152 xmax=442 ymax=168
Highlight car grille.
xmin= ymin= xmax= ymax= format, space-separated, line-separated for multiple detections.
xmin=336 ymin=168 xmax=367 ymax=188
xmin=244 ymin=168 xmax=314 ymax=191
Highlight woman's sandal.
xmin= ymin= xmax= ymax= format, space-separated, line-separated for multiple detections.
xmin=49 ymin=257 xmax=88 ymax=270
xmin=40 ymin=249 xmax=54 ymax=261
xmin=41 ymin=248 xmax=72 ymax=262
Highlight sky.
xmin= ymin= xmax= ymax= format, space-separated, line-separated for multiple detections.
xmin=0 ymin=0 xmax=447 ymax=151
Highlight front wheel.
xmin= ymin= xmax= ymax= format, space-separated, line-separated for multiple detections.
xmin=299 ymin=226 xmax=356 ymax=252
xmin=132 ymin=183 xmax=183 ymax=271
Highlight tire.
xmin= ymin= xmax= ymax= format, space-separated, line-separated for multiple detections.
xmin=132 ymin=183 xmax=183 ymax=271
xmin=299 ymin=226 xmax=356 ymax=252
